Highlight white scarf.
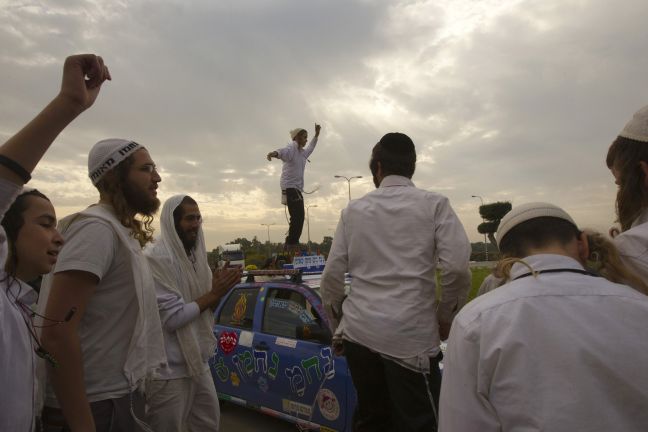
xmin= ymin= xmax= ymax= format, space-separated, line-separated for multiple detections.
xmin=145 ymin=195 xmax=217 ymax=377
xmin=37 ymin=204 xmax=167 ymax=395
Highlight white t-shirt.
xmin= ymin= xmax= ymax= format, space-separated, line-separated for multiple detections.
xmin=46 ymin=216 xmax=139 ymax=405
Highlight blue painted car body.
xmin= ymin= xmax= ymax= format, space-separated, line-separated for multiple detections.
xmin=210 ymin=277 xmax=357 ymax=431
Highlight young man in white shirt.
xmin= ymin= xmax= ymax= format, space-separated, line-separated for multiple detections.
xmin=145 ymin=195 xmax=241 ymax=431
xmin=321 ymin=132 xmax=471 ymax=432
xmin=439 ymin=202 xmax=648 ymax=432
xmin=40 ymin=139 xmax=167 ymax=431
xmin=266 ymin=124 xmax=320 ymax=251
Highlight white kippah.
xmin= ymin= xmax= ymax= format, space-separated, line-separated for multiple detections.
xmin=619 ymin=105 xmax=648 ymax=143
xmin=88 ymin=139 xmax=141 ymax=185
xmin=289 ymin=128 xmax=305 ymax=140
xmin=497 ymin=202 xmax=577 ymax=245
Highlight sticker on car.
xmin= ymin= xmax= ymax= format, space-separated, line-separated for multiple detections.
xmin=317 ymin=389 xmax=341 ymax=421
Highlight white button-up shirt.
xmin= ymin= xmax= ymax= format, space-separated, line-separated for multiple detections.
xmin=614 ymin=207 xmax=648 ymax=290
xmin=0 ymin=178 xmax=35 ymax=432
xmin=321 ymin=175 xmax=471 ymax=361
xmin=439 ymin=254 xmax=648 ymax=432
xmin=276 ymin=137 xmax=318 ymax=191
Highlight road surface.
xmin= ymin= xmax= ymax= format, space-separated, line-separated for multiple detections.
xmin=220 ymin=401 xmax=300 ymax=432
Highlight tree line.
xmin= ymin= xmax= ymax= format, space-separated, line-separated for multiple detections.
xmin=207 ymin=233 xmax=500 ymax=269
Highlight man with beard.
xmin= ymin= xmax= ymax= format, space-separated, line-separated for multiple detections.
xmin=320 ymin=133 xmax=471 ymax=432
xmin=40 ymin=139 xmax=167 ymax=431
xmin=144 ymin=195 xmax=241 ymax=431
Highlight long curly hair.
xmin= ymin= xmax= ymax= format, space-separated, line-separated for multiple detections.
xmin=606 ymin=136 xmax=648 ymax=231
xmin=95 ymin=156 xmax=155 ymax=248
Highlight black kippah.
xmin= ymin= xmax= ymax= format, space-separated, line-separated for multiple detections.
xmin=0 ymin=155 xmax=31 ymax=183
xmin=378 ymin=132 xmax=415 ymax=154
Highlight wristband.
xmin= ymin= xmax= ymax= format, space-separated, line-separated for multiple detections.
xmin=0 ymin=155 xmax=31 ymax=183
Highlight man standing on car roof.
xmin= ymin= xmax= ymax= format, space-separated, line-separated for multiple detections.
xmin=320 ymin=133 xmax=471 ymax=432
xmin=267 ymin=124 xmax=321 ymax=253
xmin=145 ymin=195 xmax=241 ymax=431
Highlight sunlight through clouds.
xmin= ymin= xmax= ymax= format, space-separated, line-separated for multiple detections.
xmin=1 ymin=0 xmax=645 ymax=248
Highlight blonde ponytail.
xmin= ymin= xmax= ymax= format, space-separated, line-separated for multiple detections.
xmin=586 ymin=230 xmax=648 ymax=295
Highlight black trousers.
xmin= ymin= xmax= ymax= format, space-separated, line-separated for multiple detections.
xmin=285 ymin=188 xmax=304 ymax=245
xmin=344 ymin=340 xmax=442 ymax=432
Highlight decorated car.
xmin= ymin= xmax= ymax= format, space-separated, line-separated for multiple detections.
xmin=210 ymin=269 xmax=357 ymax=431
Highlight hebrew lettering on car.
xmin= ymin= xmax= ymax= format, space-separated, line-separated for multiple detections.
xmin=210 ymin=281 xmax=355 ymax=431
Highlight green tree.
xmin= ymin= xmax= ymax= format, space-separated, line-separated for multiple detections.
xmin=207 ymin=248 xmax=220 ymax=270
xmin=477 ymin=201 xmax=512 ymax=249
xmin=251 ymin=236 xmax=262 ymax=254
xmin=319 ymin=236 xmax=333 ymax=256
xmin=227 ymin=237 xmax=252 ymax=250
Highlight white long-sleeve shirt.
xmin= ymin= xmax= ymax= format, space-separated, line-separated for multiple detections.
xmin=439 ymin=254 xmax=648 ymax=432
xmin=614 ymin=207 xmax=648 ymax=290
xmin=320 ymin=175 xmax=471 ymax=363
xmin=0 ymin=178 xmax=34 ymax=432
xmin=155 ymin=284 xmax=202 ymax=379
xmin=276 ymin=137 xmax=318 ymax=190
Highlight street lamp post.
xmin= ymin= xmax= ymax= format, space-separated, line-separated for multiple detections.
xmin=306 ymin=205 xmax=318 ymax=252
xmin=334 ymin=175 xmax=362 ymax=201
xmin=260 ymin=223 xmax=275 ymax=258
xmin=471 ymin=195 xmax=489 ymax=261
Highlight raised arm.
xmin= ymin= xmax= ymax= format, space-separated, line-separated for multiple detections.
xmin=0 ymin=54 xmax=110 ymax=185
xmin=303 ymin=123 xmax=321 ymax=159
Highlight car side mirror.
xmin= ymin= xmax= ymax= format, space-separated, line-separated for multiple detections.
xmin=296 ymin=324 xmax=332 ymax=344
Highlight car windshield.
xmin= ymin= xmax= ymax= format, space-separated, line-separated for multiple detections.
xmin=222 ymin=251 xmax=244 ymax=261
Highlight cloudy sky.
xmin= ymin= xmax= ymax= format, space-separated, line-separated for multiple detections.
xmin=2 ymin=0 xmax=646 ymax=250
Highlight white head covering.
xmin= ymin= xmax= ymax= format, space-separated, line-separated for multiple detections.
xmin=618 ymin=105 xmax=648 ymax=143
xmin=290 ymin=128 xmax=305 ymax=140
xmin=497 ymin=202 xmax=577 ymax=245
xmin=145 ymin=194 xmax=216 ymax=376
xmin=88 ymin=139 xmax=142 ymax=185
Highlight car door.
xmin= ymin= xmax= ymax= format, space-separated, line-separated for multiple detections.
xmin=253 ymin=284 xmax=350 ymax=431
xmin=211 ymin=285 xmax=262 ymax=404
